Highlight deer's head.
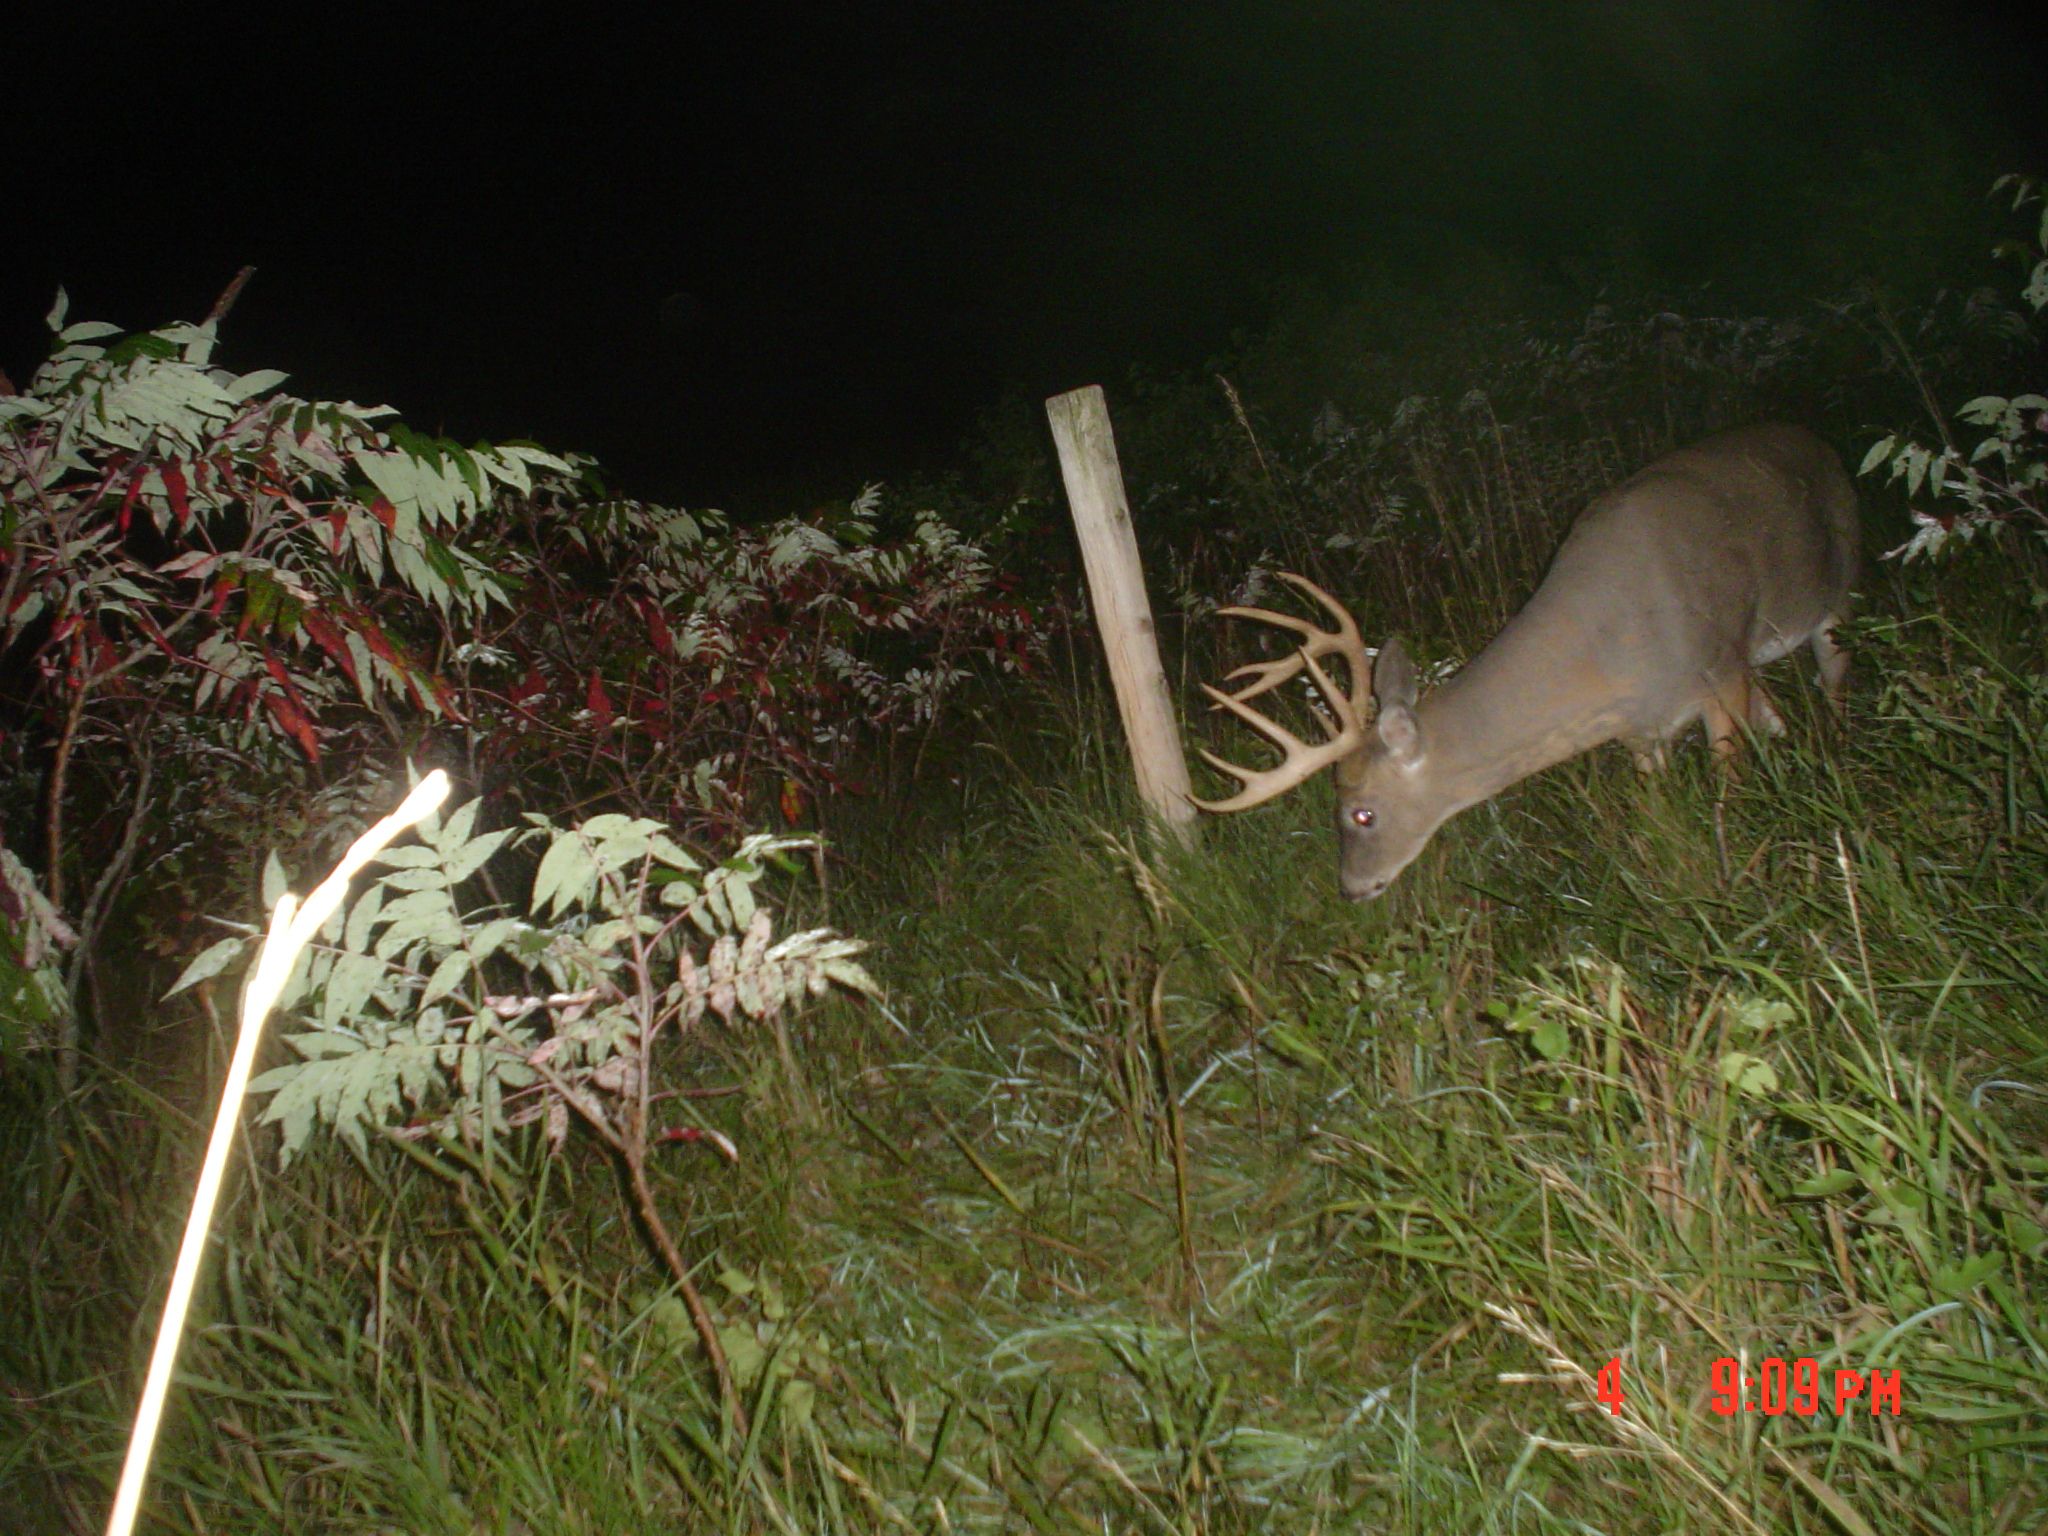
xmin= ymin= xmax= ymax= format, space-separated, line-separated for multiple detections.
xmin=1192 ymin=575 xmax=1453 ymax=902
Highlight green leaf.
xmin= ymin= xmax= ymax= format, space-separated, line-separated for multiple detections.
xmin=262 ymin=851 xmax=291 ymax=911
xmin=779 ymin=1377 xmax=816 ymax=1426
xmin=1726 ymin=996 xmax=1796 ymax=1035
xmin=374 ymin=845 xmax=443 ymax=869
xmin=375 ymin=866 xmax=452 ymax=893
xmin=1262 ymin=1020 xmax=1329 ymax=1070
xmin=344 ymin=884 xmax=385 ymax=957
xmin=1791 ymin=1169 xmax=1862 ymax=1199
xmin=723 ymin=869 xmax=757 ymax=928
xmin=442 ymin=828 xmax=513 ymax=887
xmin=719 ymin=1324 xmax=768 ymax=1388
xmin=435 ymin=795 xmax=483 ymax=850
xmin=533 ymin=831 xmax=599 ymax=919
xmin=821 ymin=956 xmax=879 ymax=998
xmin=372 ymin=888 xmax=463 ymax=956
xmin=467 ymin=917 xmax=524 ymax=962
xmin=1932 ymin=1254 xmax=2001 ymax=1299
xmin=225 ymin=368 xmax=290 ymax=403
xmin=1528 ymin=1016 xmax=1570 ymax=1062
xmin=1717 ymin=1050 xmax=1779 ymax=1097
xmin=320 ymin=952 xmax=386 ymax=1030
xmin=420 ymin=950 xmax=474 ymax=1010
xmin=164 ymin=937 xmax=248 ymax=999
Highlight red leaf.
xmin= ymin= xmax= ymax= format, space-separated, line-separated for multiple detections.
xmin=638 ymin=596 xmax=674 ymax=659
xmin=261 ymin=687 xmax=320 ymax=762
xmin=585 ymin=671 xmax=614 ymax=730
xmin=301 ymin=609 xmax=359 ymax=690
xmin=426 ymin=674 xmax=468 ymax=723
xmin=630 ymin=692 xmax=669 ymax=742
xmin=509 ymin=665 xmax=547 ymax=707
xmin=118 ymin=460 xmax=146 ymax=535
xmin=162 ymin=460 xmax=191 ymax=529
xmin=353 ymin=618 xmax=400 ymax=665
xmin=261 ymin=647 xmax=301 ymax=702
xmin=133 ymin=610 xmax=181 ymax=662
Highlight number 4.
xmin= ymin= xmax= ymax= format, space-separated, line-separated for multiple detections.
xmin=1596 ymin=1358 xmax=1625 ymax=1415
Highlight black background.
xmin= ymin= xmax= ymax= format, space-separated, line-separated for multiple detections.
xmin=7 ymin=3 xmax=2044 ymax=512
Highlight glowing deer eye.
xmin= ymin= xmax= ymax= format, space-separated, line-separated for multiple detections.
xmin=1351 ymin=807 xmax=1375 ymax=829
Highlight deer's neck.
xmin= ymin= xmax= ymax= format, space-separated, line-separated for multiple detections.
xmin=1415 ymin=601 xmax=1632 ymax=811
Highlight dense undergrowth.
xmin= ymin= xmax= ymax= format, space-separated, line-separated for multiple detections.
xmin=3 ymin=200 xmax=2046 ymax=1532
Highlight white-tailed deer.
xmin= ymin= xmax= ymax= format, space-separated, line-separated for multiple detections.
xmin=1193 ymin=424 xmax=1860 ymax=900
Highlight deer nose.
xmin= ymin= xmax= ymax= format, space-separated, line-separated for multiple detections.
xmin=1342 ymin=876 xmax=1388 ymax=903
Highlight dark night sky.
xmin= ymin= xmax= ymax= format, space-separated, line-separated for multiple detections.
xmin=7 ymin=3 xmax=2044 ymax=511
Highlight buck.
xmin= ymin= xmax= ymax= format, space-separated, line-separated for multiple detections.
xmin=1193 ymin=424 xmax=1861 ymax=900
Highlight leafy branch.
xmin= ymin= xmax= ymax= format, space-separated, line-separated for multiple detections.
xmin=1863 ymin=176 xmax=2048 ymax=562
xmin=170 ymin=791 xmax=876 ymax=1432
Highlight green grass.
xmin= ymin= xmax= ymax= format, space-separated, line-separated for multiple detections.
xmin=4 ymin=438 xmax=2045 ymax=1533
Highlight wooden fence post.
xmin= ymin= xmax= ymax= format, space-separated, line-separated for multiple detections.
xmin=1045 ymin=385 xmax=1198 ymax=849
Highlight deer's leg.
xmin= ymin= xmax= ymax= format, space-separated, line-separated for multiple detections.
xmin=1627 ymin=736 xmax=1670 ymax=774
xmin=1702 ymin=673 xmax=1751 ymax=770
xmin=1811 ymin=620 xmax=1850 ymax=721
xmin=1747 ymin=678 xmax=1786 ymax=737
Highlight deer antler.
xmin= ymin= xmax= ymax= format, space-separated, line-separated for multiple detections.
xmin=1192 ymin=572 xmax=1374 ymax=812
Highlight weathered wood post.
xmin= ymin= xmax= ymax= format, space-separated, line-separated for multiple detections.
xmin=1045 ymin=384 xmax=1198 ymax=849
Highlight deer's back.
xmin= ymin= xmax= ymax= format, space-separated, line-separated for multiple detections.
xmin=1489 ymin=424 xmax=1859 ymax=726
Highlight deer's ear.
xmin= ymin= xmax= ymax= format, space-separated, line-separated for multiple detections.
xmin=1373 ymin=637 xmax=1416 ymax=710
xmin=1377 ymin=702 xmax=1421 ymax=764
xmin=1373 ymin=638 xmax=1422 ymax=763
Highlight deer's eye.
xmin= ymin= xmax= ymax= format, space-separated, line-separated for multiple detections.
xmin=1350 ymin=807 xmax=1376 ymax=829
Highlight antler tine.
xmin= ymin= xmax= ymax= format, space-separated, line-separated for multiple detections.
xmin=1211 ymin=573 xmax=1370 ymax=703
xmin=1212 ymin=604 xmax=1322 ymax=640
xmin=1200 ymin=681 xmax=1316 ymax=755
xmin=1210 ymin=606 xmax=1320 ymax=702
xmin=1191 ymin=575 xmax=1374 ymax=813
xmin=1202 ymin=649 xmax=1363 ymax=746
xmin=1214 ymin=571 xmax=1358 ymax=631
xmin=1218 ymin=651 xmax=1311 ymax=704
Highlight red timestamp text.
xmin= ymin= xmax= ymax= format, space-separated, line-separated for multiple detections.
xmin=1592 ymin=1357 xmax=1903 ymax=1417
xmin=1709 ymin=1356 xmax=1901 ymax=1416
